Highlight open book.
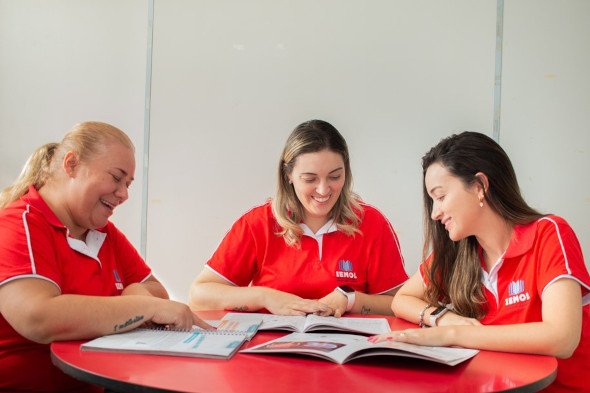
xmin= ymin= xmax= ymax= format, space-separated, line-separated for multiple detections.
xmin=81 ymin=318 xmax=262 ymax=360
xmin=241 ymin=332 xmax=479 ymax=366
xmin=222 ymin=312 xmax=391 ymax=335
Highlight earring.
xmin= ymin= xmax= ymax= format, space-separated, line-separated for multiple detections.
xmin=479 ymin=197 xmax=484 ymax=208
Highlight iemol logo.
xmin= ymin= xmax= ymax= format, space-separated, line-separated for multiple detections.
xmin=504 ymin=279 xmax=530 ymax=306
xmin=336 ymin=260 xmax=357 ymax=279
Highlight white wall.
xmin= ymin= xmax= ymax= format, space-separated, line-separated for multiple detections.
xmin=500 ymin=0 xmax=590 ymax=257
xmin=0 ymin=0 xmax=147 ymax=246
xmin=1 ymin=1 xmax=588 ymax=302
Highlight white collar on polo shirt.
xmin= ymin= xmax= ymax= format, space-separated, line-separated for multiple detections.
xmin=299 ymin=219 xmax=337 ymax=260
xmin=66 ymin=229 xmax=107 ymax=265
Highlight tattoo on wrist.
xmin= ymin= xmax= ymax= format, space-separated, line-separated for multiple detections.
xmin=113 ymin=315 xmax=144 ymax=332
xmin=232 ymin=306 xmax=249 ymax=312
xmin=360 ymin=306 xmax=371 ymax=315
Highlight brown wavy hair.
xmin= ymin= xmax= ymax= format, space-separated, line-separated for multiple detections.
xmin=421 ymin=131 xmax=543 ymax=318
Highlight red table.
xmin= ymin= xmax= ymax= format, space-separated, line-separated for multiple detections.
xmin=51 ymin=311 xmax=557 ymax=393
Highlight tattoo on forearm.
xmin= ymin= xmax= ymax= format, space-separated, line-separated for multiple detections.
xmin=113 ymin=315 xmax=144 ymax=332
xmin=232 ymin=306 xmax=249 ymax=312
xmin=360 ymin=306 xmax=371 ymax=315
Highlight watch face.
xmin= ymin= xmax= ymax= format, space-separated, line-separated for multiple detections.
xmin=430 ymin=306 xmax=447 ymax=317
xmin=338 ymin=285 xmax=355 ymax=294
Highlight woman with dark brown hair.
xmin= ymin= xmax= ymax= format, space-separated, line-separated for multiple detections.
xmin=370 ymin=131 xmax=589 ymax=393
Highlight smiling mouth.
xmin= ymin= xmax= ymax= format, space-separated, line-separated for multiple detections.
xmin=441 ymin=218 xmax=451 ymax=229
xmin=313 ymin=195 xmax=330 ymax=203
xmin=100 ymin=199 xmax=116 ymax=211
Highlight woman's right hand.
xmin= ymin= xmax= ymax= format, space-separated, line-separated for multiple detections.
xmin=150 ymin=298 xmax=213 ymax=331
xmin=262 ymin=288 xmax=333 ymax=316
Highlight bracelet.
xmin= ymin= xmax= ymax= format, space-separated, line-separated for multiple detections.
xmin=418 ymin=304 xmax=433 ymax=328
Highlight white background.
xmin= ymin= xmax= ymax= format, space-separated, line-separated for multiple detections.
xmin=1 ymin=1 xmax=588 ymax=301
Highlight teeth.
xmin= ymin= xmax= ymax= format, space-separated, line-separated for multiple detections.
xmin=101 ymin=199 xmax=115 ymax=209
xmin=314 ymin=196 xmax=330 ymax=203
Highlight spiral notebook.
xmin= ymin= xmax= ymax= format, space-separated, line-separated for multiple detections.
xmin=81 ymin=318 xmax=262 ymax=360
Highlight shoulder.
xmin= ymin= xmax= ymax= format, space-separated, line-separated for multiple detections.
xmin=0 ymin=200 xmax=50 ymax=235
xmin=356 ymin=202 xmax=391 ymax=225
xmin=238 ymin=200 xmax=273 ymax=222
xmin=528 ymin=215 xmax=578 ymax=241
xmin=227 ymin=200 xmax=277 ymax=233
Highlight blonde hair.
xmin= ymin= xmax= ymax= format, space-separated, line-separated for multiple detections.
xmin=272 ymin=120 xmax=361 ymax=247
xmin=0 ymin=121 xmax=134 ymax=209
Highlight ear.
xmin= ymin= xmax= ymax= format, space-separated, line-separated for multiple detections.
xmin=474 ymin=172 xmax=489 ymax=197
xmin=62 ymin=151 xmax=80 ymax=178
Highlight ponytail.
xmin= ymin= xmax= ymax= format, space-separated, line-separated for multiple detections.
xmin=0 ymin=143 xmax=58 ymax=208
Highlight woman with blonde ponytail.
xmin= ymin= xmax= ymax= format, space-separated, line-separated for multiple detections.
xmin=190 ymin=120 xmax=407 ymax=317
xmin=0 ymin=122 xmax=210 ymax=392
xmin=370 ymin=132 xmax=589 ymax=393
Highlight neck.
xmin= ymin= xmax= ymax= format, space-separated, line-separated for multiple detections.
xmin=475 ymin=213 xmax=513 ymax=270
xmin=38 ymin=183 xmax=87 ymax=240
xmin=304 ymin=216 xmax=330 ymax=234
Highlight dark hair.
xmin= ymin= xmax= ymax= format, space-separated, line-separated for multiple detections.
xmin=421 ymin=131 xmax=543 ymax=318
xmin=272 ymin=120 xmax=361 ymax=246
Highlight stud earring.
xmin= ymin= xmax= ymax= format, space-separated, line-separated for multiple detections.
xmin=479 ymin=197 xmax=484 ymax=208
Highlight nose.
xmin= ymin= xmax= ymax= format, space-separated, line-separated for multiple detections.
xmin=114 ymin=184 xmax=129 ymax=203
xmin=431 ymin=202 xmax=442 ymax=221
xmin=316 ymin=179 xmax=330 ymax=195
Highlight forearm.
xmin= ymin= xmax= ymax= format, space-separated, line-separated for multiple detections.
xmin=24 ymin=294 xmax=161 ymax=343
xmin=189 ymin=282 xmax=268 ymax=311
xmin=392 ymin=293 xmax=432 ymax=324
xmin=122 ymin=279 xmax=169 ymax=299
xmin=445 ymin=322 xmax=580 ymax=358
xmin=350 ymin=292 xmax=394 ymax=315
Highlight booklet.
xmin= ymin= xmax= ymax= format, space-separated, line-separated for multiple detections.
xmin=241 ymin=332 xmax=479 ymax=366
xmin=202 ymin=316 xmax=263 ymax=340
xmin=222 ymin=312 xmax=391 ymax=335
xmin=81 ymin=318 xmax=263 ymax=360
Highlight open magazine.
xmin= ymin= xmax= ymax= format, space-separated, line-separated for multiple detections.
xmin=241 ymin=332 xmax=479 ymax=366
xmin=81 ymin=317 xmax=262 ymax=360
xmin=222 ymin=312 xmax=391 ymax=335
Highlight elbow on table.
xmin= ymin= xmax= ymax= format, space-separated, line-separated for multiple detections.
xmin=546 ymin=332 xmax=581 ymax=359
xmin=16 ymin=311 xmax=63 ymax=344
xmin=188 ymin=283 xmax=212 ymax=310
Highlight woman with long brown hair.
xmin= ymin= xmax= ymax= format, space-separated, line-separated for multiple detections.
xmin=370 ymin=131 xmax=589 ymax=393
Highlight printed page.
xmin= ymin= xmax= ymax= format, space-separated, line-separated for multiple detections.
xmin=241 ymin=332 xmax=366 ymax=364
xmin=242 ymin=332 xmax=479 ymax=366
xmin=222 ymin=313 xmax=307 ymax=332
xmin=82 ymin=328 xmax=247 ymax=359
xmin=202 ymin=315 xmax=263 ymax=340
xmin=344 ymin=339 xmax=479 ymax=366
xmin=303 ymin=315 xmax=391 ymax=335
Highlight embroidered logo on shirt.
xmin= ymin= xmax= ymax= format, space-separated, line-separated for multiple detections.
xmin=336 ymin=260 xmax=357 ymax=279
xmin=504 ymin=279 xmax=530 ymax=306
xmin=113 ymin=269 xmax=124 ymax=290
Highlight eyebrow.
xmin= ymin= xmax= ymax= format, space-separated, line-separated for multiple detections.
xmin=300 ymin=167 xmax=344 ymax=176
xmin=428 ymin=185 xmax=441 ymax=194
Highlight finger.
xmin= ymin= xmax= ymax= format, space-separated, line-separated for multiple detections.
xmin=192 ymin=314 xmax=215 ymax=330
xmin=293 ymin=301 xmax=330 ymax=315
xmin=367 ymin=334 xmax=389 ymax=343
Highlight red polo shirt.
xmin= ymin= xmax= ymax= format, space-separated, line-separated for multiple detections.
xmin=207 ymin=201 xmax=408 ymax=299
xmin=420 ymin=215 xmax=590 ymax=393
xmin=0 ymin=186 xmax=151 ymax=392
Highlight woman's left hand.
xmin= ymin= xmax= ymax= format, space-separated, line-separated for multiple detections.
xmin=368 ymin=326 xmax=456 ymax=347
xmin=317 ymin=291 xmax=348 ymax=317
